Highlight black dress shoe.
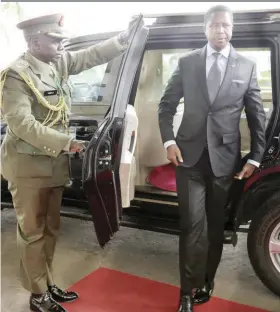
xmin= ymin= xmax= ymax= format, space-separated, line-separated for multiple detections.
xmin=48 ymin=285 xmax=78 ymax=303
xmin=177 ymin=295 xmax=193 ymax=312
xmin=30 ymin=292 xmax=66 ymax=312
xmin=193 ymin=280 xmax=214 ymax=305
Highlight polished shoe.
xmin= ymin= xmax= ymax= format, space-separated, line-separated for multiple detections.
xmin=193 ymin=280 xmax=214 ymax=305
xmin=48 ymin=285 xmax=78 ymax=303
xmin=177 ymin=295 xmax=193 ymax=312
xmin=30 ymin=291 xmax=66 ymax=312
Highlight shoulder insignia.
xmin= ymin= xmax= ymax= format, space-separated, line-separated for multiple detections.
xmin=9 ymin=58 xmax=29 ymax=74
xmin=17 ymin=59 xmax=29 ymax=67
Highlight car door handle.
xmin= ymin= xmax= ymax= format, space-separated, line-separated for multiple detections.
xmin=128 ymin=131 xmax=136 ymax=154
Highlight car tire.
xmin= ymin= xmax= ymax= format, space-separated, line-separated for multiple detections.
xmin=247 ymin=191 xmax=280 ymax=297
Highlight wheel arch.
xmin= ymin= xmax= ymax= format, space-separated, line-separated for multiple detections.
xmin=246 ymin=190 xmax=280 ymax=297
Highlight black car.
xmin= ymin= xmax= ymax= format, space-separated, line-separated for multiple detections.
xmin=1 ymin=10 xmax=280 ymax=297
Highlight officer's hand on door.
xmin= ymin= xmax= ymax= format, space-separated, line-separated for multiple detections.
xmin=70 ymin=140 xmax=88 ymax=153
xmin=117 ymin=15 xmax=143 ymax=45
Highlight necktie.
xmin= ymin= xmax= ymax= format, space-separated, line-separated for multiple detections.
xmin=207 ymin=52 xmax=221 ymax=104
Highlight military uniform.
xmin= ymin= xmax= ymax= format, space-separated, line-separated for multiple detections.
xmin=1 ymin=14 xmax=126 ymax=295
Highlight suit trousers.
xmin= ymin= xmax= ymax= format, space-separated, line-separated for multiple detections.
xmin=175 ymin=149 xmax=233 ymax=294
xmin=8 ymin=182 xmax=64 ymax=294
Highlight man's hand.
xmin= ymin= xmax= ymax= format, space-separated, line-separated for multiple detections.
xmin=167 ymin=144 xmax=183 ymax=167
xmin=69 ymin=140 xmax=87 ymax=153
xmin=117 ymin=15 xmax=143 ymax=45
xmin=234 ymin=163 xmax=256 ymax=180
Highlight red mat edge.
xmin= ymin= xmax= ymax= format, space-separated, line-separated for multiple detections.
xmin=66 ymin=266 xmax=269 ymax=312
xmin=68 ymin=267 xmax=178 ymax=290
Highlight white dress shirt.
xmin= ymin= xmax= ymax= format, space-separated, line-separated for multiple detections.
xmin=163 ymin=43 xmax=260 ymax=168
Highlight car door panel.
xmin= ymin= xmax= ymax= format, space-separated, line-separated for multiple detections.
xmin=82 ymin=16 xmax=149 ymax=247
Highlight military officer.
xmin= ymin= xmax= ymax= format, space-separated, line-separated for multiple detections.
xmin=1 ymin=13 xmax=135 ymax=312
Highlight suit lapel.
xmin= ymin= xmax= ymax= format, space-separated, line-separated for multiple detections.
xmin=196 ymin=45 xmax=211 ymax=106
xmin=213 ymin=45 xmax=239 ymax=105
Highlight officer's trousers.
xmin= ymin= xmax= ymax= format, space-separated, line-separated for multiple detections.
xmin=8 ymin=182 xmax=64 ymax=294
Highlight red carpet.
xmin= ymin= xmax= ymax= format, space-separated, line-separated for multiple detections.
xmin=62 ymin=267 xmax=268 ymax=312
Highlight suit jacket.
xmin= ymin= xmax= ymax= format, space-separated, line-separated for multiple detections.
xmin=1 ymin=37 xmax=125 ymax=187
xmin=158 ymin=44 xmax=266 ymax=177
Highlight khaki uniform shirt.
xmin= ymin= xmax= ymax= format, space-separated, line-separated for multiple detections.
xmin=1 ymin=37 xmax=125 ymax=187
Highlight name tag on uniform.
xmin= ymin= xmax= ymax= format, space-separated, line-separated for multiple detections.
xmin=44 ymin=90 xmax=58 ymax=96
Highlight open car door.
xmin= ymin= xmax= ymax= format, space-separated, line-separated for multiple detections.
xmin=82 ymin=15 xmax=149 ymax=247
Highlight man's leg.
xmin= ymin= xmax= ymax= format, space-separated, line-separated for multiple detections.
xmin=44 ymin=186 xmax=79 ymax=303
xmin=176 ymin=166 xmax=208 ymax=295
xmin=193 ymin=172 xmax=233 ymax=305
xmin=8 ymin=182 xmax=50 ymax=294
xmin=44 ymin=186 xmax=64 ymax=286
xmin=205 ymin=174 xmax=233 ymax=282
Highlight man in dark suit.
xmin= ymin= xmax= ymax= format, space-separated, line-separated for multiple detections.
xmin=158 ymin=5 xmax=266 ymax=312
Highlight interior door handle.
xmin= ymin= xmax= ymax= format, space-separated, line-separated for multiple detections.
xmin=128 ymin=130 xmax=136 ymax=154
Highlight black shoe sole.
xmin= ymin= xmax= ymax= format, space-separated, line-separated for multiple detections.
xmin=30 ymin=302 xmax=68 ymax=312
xmin=193 ymin=296 xmax=210 ymax=305
xmin=51 ymin=296 xmax=78 ymax=303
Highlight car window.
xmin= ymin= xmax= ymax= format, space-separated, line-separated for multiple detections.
xmin=69 ymin=64 xmax=107 ymax=103
xmin=134 ymin=47 xmax=273 ymax=158
xmin=67 ymin=54 xmax=123 ymax=117
xmin=235 ymin=48 xmax=272 ymax=155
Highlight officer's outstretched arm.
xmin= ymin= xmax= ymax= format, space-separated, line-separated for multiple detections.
xmin=61 ymin=16 xmax=142 ymax=76
xmin=63 ymin=36 xmax=126 ymax=76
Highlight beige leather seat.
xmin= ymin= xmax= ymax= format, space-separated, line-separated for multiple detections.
xmin=135 ymin=50 xmax=184 ymax=168
xmin=138 ymin=100 xmax=184 ymax=167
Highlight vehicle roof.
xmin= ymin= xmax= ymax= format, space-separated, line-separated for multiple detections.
xmin=66 ymin=9 xmax=280 ymax=48
xmin=140 ymin=9 xmax=280 ymax=26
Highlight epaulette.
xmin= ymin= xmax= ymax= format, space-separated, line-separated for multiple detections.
xmin=0 ymin=56 xmax=29 ymax=108
xmin=8 ymin=57 xmax=29 ymax=76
